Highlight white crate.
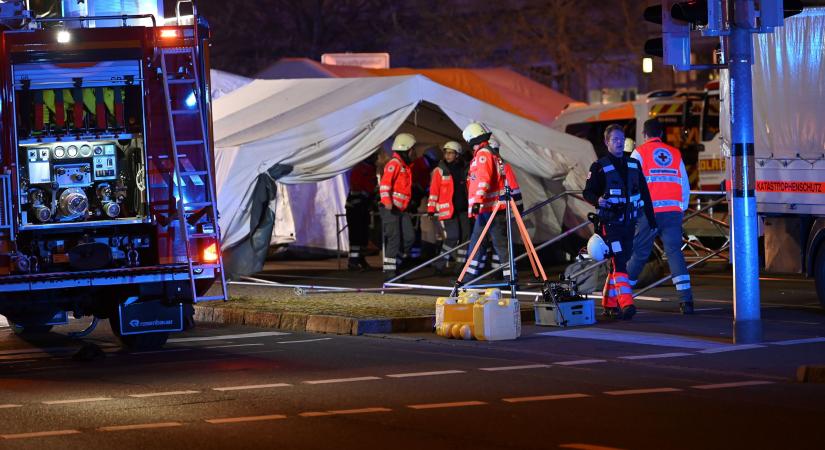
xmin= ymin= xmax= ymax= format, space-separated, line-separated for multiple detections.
xmin=534 ymin=299 xmax=595 ymax=327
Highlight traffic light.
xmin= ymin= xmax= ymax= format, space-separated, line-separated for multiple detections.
xmin=644 ymin=0 xmax=692 ymax=70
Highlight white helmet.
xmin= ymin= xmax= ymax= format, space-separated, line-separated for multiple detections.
xmin=442 ymin=141 xmax=463 ymax=154
xmin=392 ymin=133 xmax=416 ymax=152
xmin=587 ymin=234 xmax=610 ymax=261
xmin=487 ymin=137 xmax=500 ymax=150
xmin=462 ymin=122 xmax=492 ymax=146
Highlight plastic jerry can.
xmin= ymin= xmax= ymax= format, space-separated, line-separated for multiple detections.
xmin=435 ymin=296 xmax=457 ymax=331
xmin=473 ymin=296 xmax=521 ymax=341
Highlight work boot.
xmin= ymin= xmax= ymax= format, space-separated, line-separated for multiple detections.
xmin=679 ymin=301 xmax=695 ymax=315
xmin=620 ymin=304 xmax=637 ymax=320
xmin=601 ymin=307 xmax=621 ymax=320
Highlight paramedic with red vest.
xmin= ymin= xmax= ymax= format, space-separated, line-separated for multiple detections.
xmin=427 ymin=141 xmax=469 ymax=275
xmin=627 ymin=118 xmax=694 ymax=314
xmin=379 ymin=133 xmax=416 ymax=277
xmin=346 ymin=153 xmax=378 ymax=271
xmin=463 ymin=123 xmax=515 ymax=280
xmin=583 ymin=124 xmax=657 ymax=320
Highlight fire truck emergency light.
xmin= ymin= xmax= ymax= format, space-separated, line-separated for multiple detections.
xmin=57 ymin=30 xmax=71 ymax=43
xmin=160 ymin=29 xmax=180 ymax=39
xmin=203 ymin=243 xmax=218 ymax=262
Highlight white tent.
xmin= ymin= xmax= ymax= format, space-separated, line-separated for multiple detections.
xmin=213 ymin=75 xmax=595 ymax=275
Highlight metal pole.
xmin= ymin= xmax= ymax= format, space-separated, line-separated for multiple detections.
xmin=729 ymin=2 xmax=761 ymax=343
xmin=632 ymin=243 xmax=730 ymax=298
xmin=383 ymin=282 xmax=544 ymax=299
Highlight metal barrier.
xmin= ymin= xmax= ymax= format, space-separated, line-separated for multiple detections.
xmin=0 ymin=174 xmax=13 ymax=241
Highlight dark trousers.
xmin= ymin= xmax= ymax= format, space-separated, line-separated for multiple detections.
xmin=380 ymin=207 xmax=414 ymax=273
xmin=346 ymin=200 xmax=371 ymax=264
xmin=434 ymin=213 xmax=470 ymax=270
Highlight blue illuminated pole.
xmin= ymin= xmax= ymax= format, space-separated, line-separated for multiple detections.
xmin=729 ymin=0 xmax=761 ymax=343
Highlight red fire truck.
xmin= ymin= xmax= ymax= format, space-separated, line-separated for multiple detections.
xmin=0 ymin=1 xmax=226 ymax=349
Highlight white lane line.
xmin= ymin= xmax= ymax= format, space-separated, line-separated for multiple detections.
xmin=554 ymin=359 xmax=607 ymax=366
xmin=0 ymin=404 xmax=22 ymax=409
xmin=537 ymin=328 xmax=727 ymax=349
xmin=303 ymin=376 xmax=381 ymax=385
xmin=769 ymin=337 xmax=825 ymax=346
xmin=503 ymin=393 xmax=590 ymax=403
xmin=604 ymin=388 xmax=681 ymax=396
xmin=692 ymin=380 xmax=775 ymax=390
xmin=386 ymin=370 xmax=465 ymax=378
xmin=43 ymin=397 xmax=113 ymax=405
xmin=277 ymin=338 xmax=333 ymax=344
xmin=128 ymin=390 xmax=200 ymax=398
xmin=698 ymin=344 xmax=765 ymax=354
xmin=213 ymin=383 xmax=292 ymax=392
xmin=618 ymin=352 xmax=693 ymax=360
xmin=694 ymin=307 xmax=724 ymax=312
xmin=408 ymin=401 xmax=487 ymax=410
xmin=1 ymin=429 xmax=82 ymax=440
xmin=168 ymin=331 xmax=289 ymax=343
xmin=205 ymin=343 xmax=265 ymax=349
xmin=326 ymin=407 xmax=392 ymax=415
xmin=479 ymin=364 xmax=550 ymax=372
xmin=206 ymin=414 xmax=287 ymax=424
xmin=299 ymin=411 xmax=333 ymax=417
xmin=98 ymin=422 xmax=182 ymax=432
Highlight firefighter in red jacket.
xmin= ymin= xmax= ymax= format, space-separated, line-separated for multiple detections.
xmin=379 ymin=133 xmax=416 ymax=277
xmin=463 ymin=123 xmax=515 ymax=279
xmin=346 ymin=153 xmax=378 ymax=271
xmin=427 ymin=141 xmax=469 ymax=275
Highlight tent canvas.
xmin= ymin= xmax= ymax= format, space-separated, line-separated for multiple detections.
xmin=213 ymin=75 xmax=595 ymax=277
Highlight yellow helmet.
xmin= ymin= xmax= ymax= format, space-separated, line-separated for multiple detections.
xmin=441 ymin=140 xmax=463 ymax=154
xmin=392 ymin=133 xmax=416 ymax=152
xmin=462 ymin=122 xmax=492 ymax=146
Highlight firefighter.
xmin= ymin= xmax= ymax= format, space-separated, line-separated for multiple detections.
xmin=583 ymin=124 xmax=657 ymax=320
xmin=627 ymin=118 xmax=694 ymax=314
xmin=379 ymin=133 xmax=416 ymax=278
xmin=346 ymin=152 xmax=378 ymax=271
xmin=427 ymin=141 xmax=470 ymax=275
xmin=463 ymin=123 xmax=514 ymax=280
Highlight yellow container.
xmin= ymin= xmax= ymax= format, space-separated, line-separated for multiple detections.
xmin=473 ymin=295 xmax=521 ymax=341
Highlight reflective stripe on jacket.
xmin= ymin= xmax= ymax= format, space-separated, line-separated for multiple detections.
xmin=631 ymin=138 xmax=689 ymax=213
xmin=379 ymin=153 xmax=412 ymax=210
xmin=427 ymin=165 xmax=454 ymax=220
xmin=598 ymin=156 xmax=643 ymax=223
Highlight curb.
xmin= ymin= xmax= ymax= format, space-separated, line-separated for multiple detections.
xmin=193 ymin=306 xmax=434 ymax=336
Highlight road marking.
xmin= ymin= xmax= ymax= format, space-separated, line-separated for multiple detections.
xmin=213 ymin=383 xmax=292 ymax=392
xmin=503 ymin=393 xmax=590 ymax=403
xmin=618 ymin=352 xmax=693 ymax=360
xmin=698 ymin=344 xmax=765 ymax=354
xmin=386 ymin=370 xmax=465 ymax=378
xmin=692 ymin=380 xmax=774 ymax=390
xmin=604 ymin=387 xmax=681 ymax=396
xmin=694 ymin=307 xmax=724 ymax=312
xmin=0 ymin=404 xmax=22 ymax=409
xmin=1 ymin=429 xmax=82 ymax=440
xmin=326 ymin=407 xmax=392 ymax=415
xmin=769 ymin=337 xmax=825 ymax=346
xmin=407 ymin=401 xmax=487 ymax=410
xmin=299 ymin=411 xmax=334 ymax=417
xmin=277 ymin=338 xmax=333 ymax=344
xmin=168 ymin=331 xmax=289 ymax=343
xmin=128 ymin=390 xmax=200 ymax=398
xmin=554 ymin=359 xmax=607 ymax=366
xmin=0 ymin=353 xmax=51 ymax=361
xmin=560 ymin=443 xmax=626 ymax=450
xmin=206 ymin=414 xmax=287 ymax=424
xmin=303 ymin=376 xmax=381 ymax=385
xmin=0 ymin=359 xmax=37 ymax=365
xmin=205 ymin=343 xmax=265 ymax=349
xmin=43 ymin=397 xmax=112 ymax=405
xmin=98 ymin=422 xmax=182 ymax=432
xmin=537 ymin=328 xmax=726 ymax=349
xmin=479 ymin=364 xmax=550 ymax=372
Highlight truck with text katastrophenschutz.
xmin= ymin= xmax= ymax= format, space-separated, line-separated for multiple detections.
xmin=0 ymin=0 xmax=226 ymax=349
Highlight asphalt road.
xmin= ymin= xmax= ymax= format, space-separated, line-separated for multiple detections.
xmin=2 ymin=290 xmax=825 ymax=450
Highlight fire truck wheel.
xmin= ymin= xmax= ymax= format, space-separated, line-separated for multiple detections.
xmin=815 ymin=244 xmax=825 ymax=309
xmin=11 ymin=324 xmax=54 ymax=335
xmin=108 ymin=316 xmax=169 ymax=351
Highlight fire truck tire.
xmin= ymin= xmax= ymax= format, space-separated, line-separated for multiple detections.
xmin=11 ymin=324 xmax=54 ymax=335
xmin=815 ymin=244 xmax=825 ymax=309
xmin=108 ymin=316 xmax=169 ymax=351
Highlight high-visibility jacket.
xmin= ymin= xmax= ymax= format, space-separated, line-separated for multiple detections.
xmin=427 ymin=163 xmax=454 ymax=220
xmin=468 ymin=147 xmax=506 ymax=216
xmin=348 ymin=161 xmax=377 ymax=198
xmin=503 ymin=162 xmax=523 ymax=210
xmin=631 ymin=137 xmax=690 ymax=213
xmin=379 ymin=153 xmax=412 ymax=210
